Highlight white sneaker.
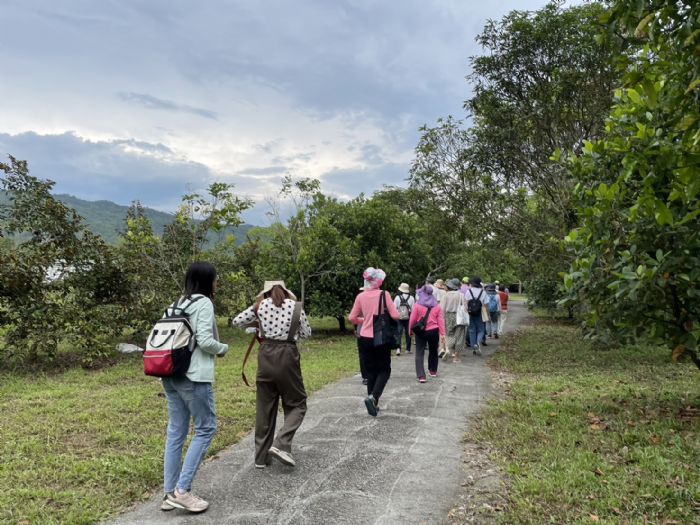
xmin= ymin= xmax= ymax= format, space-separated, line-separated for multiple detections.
xmin=396 ymin=349 xmax=401 ymax=356
xmin=166 ymin=490 xmax=209 ymax=513
xmin=160 ymin=494 xmax=175 ymax=511
xmin=268 ymin=446 xmax=296 ymax=467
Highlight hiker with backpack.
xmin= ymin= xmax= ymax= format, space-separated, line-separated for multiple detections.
xmin=485 ymin=284 xmax=502 ymax=339
xmin=230 ymin=281 xmax=311 ymax=469
xmin=348 ymin=267 xmax=400 ymax=416
xmin=393 ymin=282 xmax=414 ymax=356
xmin=442 ymin=278 xmax=469 ymax=363
xmin=409 ymin=284 xmax=446 ymax=382
xmin=156 ymin=262 xmax=229 ymax=514
xmin=466 ymin=276 xmax=488 ymax=356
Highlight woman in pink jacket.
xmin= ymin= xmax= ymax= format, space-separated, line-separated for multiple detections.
xmin=348 ymin=267 xmax=400 ymax=416
xmin=409 ymin=284 xmax=446 ymax=382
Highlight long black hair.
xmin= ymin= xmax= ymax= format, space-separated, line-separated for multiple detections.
xmin=184 ymin=261 xmax=217 ymax=298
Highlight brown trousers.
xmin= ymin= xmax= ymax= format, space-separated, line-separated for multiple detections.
xmin=255 ymin=340 xmax=307 ymax=465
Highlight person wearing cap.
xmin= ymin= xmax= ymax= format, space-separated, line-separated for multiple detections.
xmin=393 ymin=283 xmax=414 ymax=356
xmin=442 ymin=278 xmax=468 ymax=362
xmin=349 ymin=267 xmax=400 ymax=416
xmin=231 ymin=281 xmax=311 ymax=468
xmin=409 ymin=284 xmax=446 ymax=381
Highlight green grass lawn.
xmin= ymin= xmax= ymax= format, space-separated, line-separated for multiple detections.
xmin=469 ymin=319 xmax=700 ymax=524
xmin=0 ymin=318 xmax=359 ymax=525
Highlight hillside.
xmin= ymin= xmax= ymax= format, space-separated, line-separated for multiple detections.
xmin=1 ymin=192 xmax=255 ymax=245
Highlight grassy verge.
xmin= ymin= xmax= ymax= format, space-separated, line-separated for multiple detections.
xmin=469 ymin=319 xmax=699 ymax=524
xmin=0 ymin=318 xmax=359 ymax=525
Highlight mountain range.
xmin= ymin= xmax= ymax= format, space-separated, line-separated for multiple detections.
xmin=1 ymin=192 xmax=255 ymax=245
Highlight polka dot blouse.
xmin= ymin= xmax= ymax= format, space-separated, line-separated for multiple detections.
xmin=231 ymin=298 xmax=311 ymax=341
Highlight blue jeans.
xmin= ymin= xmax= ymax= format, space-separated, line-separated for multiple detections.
xmin=468 ymin=315 xmax=485 ymax=348
xmin=488 ymin=312 xmax=500 ymax=335
xmin=162 ymin=377 xmax=217 ymax=493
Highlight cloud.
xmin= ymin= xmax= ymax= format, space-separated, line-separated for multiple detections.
xmin=0 ymin=131 xmax=213 ymax=210
xmin=117 ymin=92 xmax=218 ymax=120
xmin=320 ymin=163 xmax=409 ymax=200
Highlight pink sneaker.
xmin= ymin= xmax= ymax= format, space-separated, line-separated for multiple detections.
xmin=418 ymin=376 xmax=426 ymax=383
xmin=428 ymin=371 xmax=438 ymax=377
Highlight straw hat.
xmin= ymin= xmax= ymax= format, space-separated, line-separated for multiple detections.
xmin=398 ymin=283 xmax=410 ymax=294
xmin=434 ymin=278 xmax=447 ymax=290
xmin=256 ymin=280 xmax=297 ymax=300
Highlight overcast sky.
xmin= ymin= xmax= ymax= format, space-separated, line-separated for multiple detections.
xmin=0 ymin=0 xmax=561 ymax=224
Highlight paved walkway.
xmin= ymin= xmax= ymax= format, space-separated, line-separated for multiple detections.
xmin=109 ymin=302 xmax=527 ymax=525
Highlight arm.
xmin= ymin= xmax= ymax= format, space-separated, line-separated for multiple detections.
xmin=195 ymin=300 xmax=229 ymax=356
xmin=436 ymin=306 xmax=446 ymax=337
xmin=408 ymin=304 xmax=419 ymax=336
xmin=348 ymin=295 xmax=363 ymax=325
xmin=385 ymin=291 xmax=400 ymax=321
xmin=298 ymin=308 xmax=312 ymax=339
xmin=231 ymin=305 xmax=257 ymax=327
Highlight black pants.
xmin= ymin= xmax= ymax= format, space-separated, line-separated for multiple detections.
xmin=414 ymin=328 xmax=439 ymax=377
xmin=397 ymin=319 xmax=411 ymax=352
xmin=356 ymin=337 xmax=367 ymax=379
xmin=358 ymin=337 xmax=392 ymax=402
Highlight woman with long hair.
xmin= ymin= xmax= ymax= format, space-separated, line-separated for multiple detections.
xmin=409 ymin=284 xmax=446 ymax=382
xmin=161 ymin=262 xmax=229 ymax=514
xmin=349 ymin=267 xmax=400 ymax=416
xmin=231 ymin=281 xmax=311 ymax=468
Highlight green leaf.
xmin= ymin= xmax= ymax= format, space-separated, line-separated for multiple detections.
xmin=654 ymin=201 xmax=673 ymax=226
xmin=634 ymin=12 xmax=655 ymax=37
xmin=627 ymin=88 xmax=643 ymax=105
xmin=685 ymin=78 xmax=700 ymax=95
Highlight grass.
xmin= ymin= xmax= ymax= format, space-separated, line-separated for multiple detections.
xmin=0 ymin=318 xmax=359 ymax=525
xmin=469 ymin=319 xmax=700 ymax=524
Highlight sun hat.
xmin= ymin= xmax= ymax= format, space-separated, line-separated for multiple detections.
xmin=363 ymin=267 xmax=386 ymax=290
xmin=398 ymin=283 xmax=410 ymax=294
xmin=446 ymin=278 xmax=461 ymax=290
xmin=417 ymin=285 xmax=438 ymax=308
xmin=256 ymin=280 xmax=297 ymax=300
xmin=434 ymin=278 xmax=447 ymax=290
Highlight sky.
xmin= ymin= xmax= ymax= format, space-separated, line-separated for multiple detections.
xmin=0 ymin=0 xmax=559 ymax=225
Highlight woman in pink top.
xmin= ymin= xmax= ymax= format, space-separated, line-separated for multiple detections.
xmin=348 ymin=267 xmax=400 ymax=416
xmin=409 ymin=284 xmax=446 ymax=382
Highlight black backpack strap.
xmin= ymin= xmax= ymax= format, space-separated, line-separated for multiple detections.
xmin=422 ymin=306 xmax=432 ymax=323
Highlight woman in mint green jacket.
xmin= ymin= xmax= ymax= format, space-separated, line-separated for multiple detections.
xmin=160 ymin=262 xmax=228 ymax=514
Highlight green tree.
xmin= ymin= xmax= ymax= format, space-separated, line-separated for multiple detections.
xmin=563 ymin=0 xmax=700 ymax=366
xmin=409 ymin=2 xmax=621 ymax=308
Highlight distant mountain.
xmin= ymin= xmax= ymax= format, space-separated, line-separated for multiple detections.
xmin=1 ymin=192 xmax=255 ymax=245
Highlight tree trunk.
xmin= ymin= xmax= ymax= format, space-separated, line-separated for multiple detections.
xmin=336 ymin=315 xmax=348 ymax=332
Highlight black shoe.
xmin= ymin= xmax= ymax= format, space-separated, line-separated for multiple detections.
xmin=362 ymin=378 xmax=368 ymax=385
xmin=364 ymin=395 xmax=378 ymax=417
xmin=482 ymin=341 xmax=488 ymax=346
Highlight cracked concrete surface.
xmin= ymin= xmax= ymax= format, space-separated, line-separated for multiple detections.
xmin=107 ymin=302 xmax=527 ymax=525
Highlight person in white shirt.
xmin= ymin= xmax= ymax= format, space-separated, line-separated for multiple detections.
xmin=393 ymin=283 xmax=415 ymax=356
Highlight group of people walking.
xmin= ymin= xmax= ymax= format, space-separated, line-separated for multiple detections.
xmin=156 ymin=262 xmax=508 ymax=514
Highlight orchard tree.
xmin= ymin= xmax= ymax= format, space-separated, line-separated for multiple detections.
xmin=563 ymin=0 xmax=700 ymax=366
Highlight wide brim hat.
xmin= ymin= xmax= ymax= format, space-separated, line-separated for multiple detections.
xmin=435 ymin=278 xmax=446 ymax=289
xmin=398 ymin=282 xmax=410 ymax=294
xmin=257 ymin=280 xmax=297 ymax=300
xmin=446 ymin=278 xmax=461 ymax=290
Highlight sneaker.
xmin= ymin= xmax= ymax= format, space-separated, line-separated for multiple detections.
xmin=362 ymin=378 xmax=368 ymax=385
xmin=418 ymin=376 xmax=427 ymax=383
xmin=475 ymin=345 xmax=483 ymax=356
xmin=364 ymin=395 xmax=378 ymax=417
xmin=428 ymin=370 xmax=438 ymax=377
xmin=396 ymin=349 xmax=401 ymax=356
xmin=167 ymin=490 xmax=209 ymax=513
xmin=268 ymin=446 xmax=296 ymax=467
xmin=495 ymin=333 xmax=499 ymax=339
xmin=482 ymin=341 xmax=488 ymax=347
xmin=160 ymin=494 xmax=175 ymax=511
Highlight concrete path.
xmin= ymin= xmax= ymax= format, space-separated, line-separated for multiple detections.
xmin=109 ymin=301 xmax=528 ymax=525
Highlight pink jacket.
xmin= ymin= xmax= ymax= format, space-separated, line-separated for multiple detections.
xmin=349 ymin=290 xmax=400 ymax=338
xmin=408 ymin=303 xmax=446 ymax=337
